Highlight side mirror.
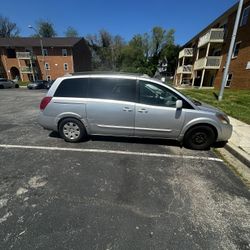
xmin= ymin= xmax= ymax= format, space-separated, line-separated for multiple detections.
xmin=176 ymin=100 xmax=183 ymax=109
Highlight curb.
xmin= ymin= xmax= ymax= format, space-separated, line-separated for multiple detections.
xmin=225 ymin=143 xmax=250 ymax=167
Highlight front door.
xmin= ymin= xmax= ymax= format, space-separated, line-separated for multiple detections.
xmin=135 ymin=80 xmax=185 ymax=139
xmin=86 ymin=77 xmax=136 ymax=136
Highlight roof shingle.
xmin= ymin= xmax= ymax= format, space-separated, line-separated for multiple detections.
xmin=0 ymin=37 xmax=83 ymax=47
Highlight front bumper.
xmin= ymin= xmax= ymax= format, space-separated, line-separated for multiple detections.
xmin=217 ymin=123 xmax=233 ymax=142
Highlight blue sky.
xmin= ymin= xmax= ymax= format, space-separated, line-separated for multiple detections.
xmin=1 ymin=0 xmax=237 ymax=45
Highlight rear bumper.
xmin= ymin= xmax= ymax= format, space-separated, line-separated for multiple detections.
xmin=38 ymin=112 xmax=58 ymax=131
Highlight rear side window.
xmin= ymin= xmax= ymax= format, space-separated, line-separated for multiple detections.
xmin=88 ymin=78 xmax=136 ymax=102
xmin=54 ymin=78 xmax=88 ymax=98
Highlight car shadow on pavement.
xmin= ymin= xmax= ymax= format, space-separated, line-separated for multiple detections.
xmin=91 ymin=136 xmax=182 ymax=147
xmin=49 ymin=131 xmax=227 ymax=150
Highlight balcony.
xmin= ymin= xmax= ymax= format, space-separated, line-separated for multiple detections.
xmin=194 ymin=56 xmax=222 ymax=70
xmin=20 ymin=66 xmax=33 ymax=73
xmin=177 ymin=65 xmax=192 ymax=74
xmin=178 ymin=48 xmax=193 ymax=58
xmin=16 ymin=52 xmax=35 ymax=60
xmin=198 ymin=28 xmax=224 ymax=48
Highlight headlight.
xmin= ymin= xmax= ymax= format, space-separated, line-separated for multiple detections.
xmin=216 ymin=113 xmax=230 ymax=124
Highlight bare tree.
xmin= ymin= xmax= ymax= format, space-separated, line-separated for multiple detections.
xmin=0 ymin=15 xmax=19 ymax=38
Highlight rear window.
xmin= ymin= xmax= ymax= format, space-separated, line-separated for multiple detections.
xmin=54 ymin=78 xmax=88 ymax=98
xmin=88 ymin=78 xmax=136 ymax=102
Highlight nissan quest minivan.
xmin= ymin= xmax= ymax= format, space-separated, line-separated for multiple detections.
xmin=38 ymin=73 xmax=232 ymax=150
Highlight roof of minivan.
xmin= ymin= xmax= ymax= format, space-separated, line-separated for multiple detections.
xmin=71 ymin=71 xmax=151 ymax=78
xmin=69 ymin=72 xmax=166 ymax=85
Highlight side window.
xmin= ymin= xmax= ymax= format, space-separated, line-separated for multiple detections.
xmin=43 ymin=49 xmax=48 ymax=56
xmin=54 ymin=78 xmax=88 ymax=98
xmin=232 ymin=41 xmax=241 ymax=58
xmin=62 ymin=49 xmax=67 ymax=56
xmin=240 ymin=6 xmax=250 ymax=26
xmin=226 ymin=73 xmax=233 ymax=87
xmin=88 ymin=78 xmax=136 ymax=102
xmin=139 ymin=81 xmax=193 ymax=109
xmin=139 ymin=81 xmax=178 ymax=107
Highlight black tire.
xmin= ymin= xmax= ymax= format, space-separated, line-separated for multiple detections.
xmin=0 ymin=85 xmax=4 ymax=89
xmin=15 ymin=84 xmax=19 ymax=88
xmin=59 ymin=118 xmax=87 ymax=143
xmin=184 ymin=125 xmax=216 ymax=150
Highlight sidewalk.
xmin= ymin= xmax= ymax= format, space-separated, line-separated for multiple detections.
xmin=225 ymin=116 xmax=250 ymax=167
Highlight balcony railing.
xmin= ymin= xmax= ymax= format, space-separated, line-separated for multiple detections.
xmin=16 ymin=52 xmax=36 ymax=60
xmin=177 ymin=65 xmax=193 ymax=74
xmin=198 ymin=28 xmax=224 ymax=48
xmin=178 ymin=48 xmax=193 ymax=58
xmin=194 ymin=56 xmax=222 ymax=70
xmin=20 ymin=66 xmax=33 ymax=73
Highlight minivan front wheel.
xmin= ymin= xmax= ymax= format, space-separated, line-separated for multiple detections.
xmin=59 ymin=118 xmax=87 ymax=143
xmin=184 ymin=125 xmax=216 ymax=150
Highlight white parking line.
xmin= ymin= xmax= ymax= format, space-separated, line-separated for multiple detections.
xmin=0 ymin=144 xmax=223 ymax=162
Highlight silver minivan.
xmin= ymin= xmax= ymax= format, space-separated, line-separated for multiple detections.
xmin=38 ymin=73 xmax=232 ymax=150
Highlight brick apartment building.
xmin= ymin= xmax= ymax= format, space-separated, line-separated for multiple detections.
xmin=175 ymin=0 xmax=250 ymax=89
xmin=0 ymin=37 xmax=91 ymax=82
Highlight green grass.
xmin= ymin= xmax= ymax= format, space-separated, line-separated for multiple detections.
xmin=180 ymin=89 xmax=250 ymax=124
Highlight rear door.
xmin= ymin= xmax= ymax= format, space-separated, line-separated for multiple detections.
xmin=135 ymin=80 xmax=186 ymax=139
xmin=86 ymin=77 xmax=136 ymax=136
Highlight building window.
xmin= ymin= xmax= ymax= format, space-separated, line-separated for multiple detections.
xmin=62 ymin=49 xmax=67 ymax=56
xmin=240 ymin=5 xmax=250 ymax=26
xmin=47 ymin=75 xmax=51 ymax=81
xmin=45 ymin=63 xmax=50 ymax=70
xmin=226 ymin=73 xmax=232 ymax=87
xmin=232 ymin=41 xmax=241 ymax=58
xmin=64 ymin=63 xmax=68 ymax=71
xmin=43 ymin=49 xmax=48 ymax=56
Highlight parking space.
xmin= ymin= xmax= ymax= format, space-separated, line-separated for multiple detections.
xmin=0 ymin=89 xmax=250 ymax=249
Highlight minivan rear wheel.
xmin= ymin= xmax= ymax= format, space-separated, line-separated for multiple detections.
xmin=59 ymin=118 xmax=87 ymax=143
xmin=184 ymin=125 xmax=216 ymax=150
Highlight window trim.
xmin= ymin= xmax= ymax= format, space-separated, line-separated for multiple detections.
xmin=43 ymin=48 xmax=48 ymax=56
xmin=62 ymin=48 xmax=67 ymax=57
xmin=45 ymin=62 xmax=50 ymax=70
xmin=64 ymin=63 xmax=68 ymax=71
xmin=240 ymin=5 xmax=250 ymax=26
xmin=232 ymin=41 xmax=241 ymax=58
xmin=226 ymin=73 xmax=233 ymax=87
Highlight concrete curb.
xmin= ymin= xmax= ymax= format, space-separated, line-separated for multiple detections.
xmin=225 ymin=143 xmax=250 ymax=167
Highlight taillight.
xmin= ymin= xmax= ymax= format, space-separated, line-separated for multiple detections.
xmin=40 ymin=96 xmax=52 ymax=111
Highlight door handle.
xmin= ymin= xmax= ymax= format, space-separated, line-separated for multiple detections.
xmin=123 ymin=107 xmax=133 ymax=112
xmin=138 ymin=108 xmax=148 ymax=113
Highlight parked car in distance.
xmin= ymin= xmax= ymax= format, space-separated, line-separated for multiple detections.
xmin=0 ymin=78 xmax=19 ymax=89
xmin=46 ymin=80 xmax=55 ymax=89
xmin=27 ymin=80 xmax=48 ymax=90
xmin=38 ymin=73 xmax=233 ymax=150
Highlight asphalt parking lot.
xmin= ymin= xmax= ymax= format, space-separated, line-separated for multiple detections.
xmin=0 ymin=89 xmax=250 ymax=250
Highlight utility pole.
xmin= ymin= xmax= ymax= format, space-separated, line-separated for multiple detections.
xmin=218 ymin=0 xmax=244 ymax=101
